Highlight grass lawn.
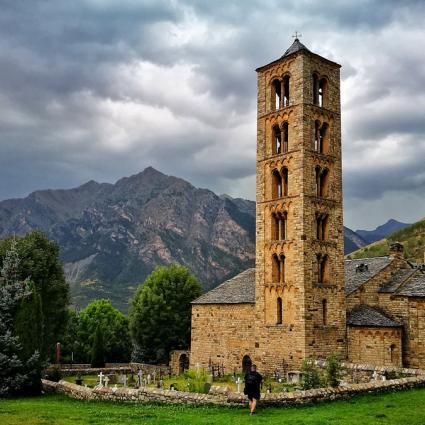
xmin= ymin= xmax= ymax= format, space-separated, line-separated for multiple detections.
xmin=2 ymin=389 xmax=425 ymax=425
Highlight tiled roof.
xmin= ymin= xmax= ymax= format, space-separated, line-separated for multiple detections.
xmin=397 ymin=271 xmax=425 ymax=297
xmin=379 ymin=268 xmax=416 ymax=293
xmin=281 ymin=38 xmax=310 ymax=58
xmin=192 ymin=268 xmax=255 ymax=305
xmin=347 ymin=304 xmax=401 ymax=328
xmin=345 ymin=257 xmax=393 ymax=295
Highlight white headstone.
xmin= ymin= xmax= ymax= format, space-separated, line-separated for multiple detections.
xmin=97 ymin=372 xmax=104 ymax=387
xmin=104 ymin=376 xmax=109 ymax=387
xmin=138 ymin=369 xmax=143 ymax=387
xmin=236 ymin=377 xmax=242 ymax=393
xmin=147 ymin=374 xmax=151 ymax=385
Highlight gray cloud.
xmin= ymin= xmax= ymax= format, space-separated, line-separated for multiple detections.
xmin=0 ymin=0 xmax=425 ymax=230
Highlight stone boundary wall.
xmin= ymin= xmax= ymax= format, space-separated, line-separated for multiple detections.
xmin=51 ymin=363 xmax=170 ymax=377
xmin=315 ymin=360 xmax=425 ymax=384
xmin=42 ymin=376 xmax=425 ymax=407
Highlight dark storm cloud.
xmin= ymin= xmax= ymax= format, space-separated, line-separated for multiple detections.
xmin=0 ymin=0 xmax=425 ymax=229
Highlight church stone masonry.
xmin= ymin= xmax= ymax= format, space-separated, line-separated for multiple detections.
xmin=255 ymin=38 xmax=345 ymax=369
xmin=189 ymin=38 xmax=425 ymax=374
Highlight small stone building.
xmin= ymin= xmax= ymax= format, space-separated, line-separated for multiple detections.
xmin=190 ymin=37 xmax=425 ymax=374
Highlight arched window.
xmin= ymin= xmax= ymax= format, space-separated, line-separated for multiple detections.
xmin=272 ymin=170 xmax=283 ymax=198
xmin=281 ymin=121 xmax=289 ymax=153
xmin=283 ymin=75 xmax=290 ymax=107
xmin=313 ymin=74 xmax=327 ymax=108
xmin=318 ymin=78 xmax=327 ymax=107
xmin=282 ymin=167 xmax=289 ymax=196
xmin=313 ymin=73 xmax=319 ymax=105
xmin=390 ymin=344 xmax=397 ymax=364
xmin=272 ymin=254 xmax=285 ymax=283
xmin=316 ymin=213 xmax=328 ymax=241
xmin=314 ymin=121 xmax=329 ymax=154
xmin=322 ymin=299 xmax=327 ymax=325
xmin=272 ymin=79 xmax=281 ymax=111
xmin=314 ymin=120 xmax=321 ymax=152
xmin=277 ymin=297 xmax=283 ymax=324
xmin=272 ymin=125 xmax=281 ymax=154
xmin=317 ymin=254 xmax=329 ymax=284
xmin=315 ymin=167 xmax=329 ymax=198
xmin=273 ymin=212 xmax=287 ymax=240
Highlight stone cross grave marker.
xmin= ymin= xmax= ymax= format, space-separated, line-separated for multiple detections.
xmin=235 ymin=377 xmax=242 ymax=393
xmin=147 ymin=374 xmax=151 ymax=385
xmin=97 ymin=372 xmax=104 ymax=387
xmin=138 ymin=369 xmax=143 ymax=388
xmin=104 ymin=376 xmax=109 ymax=388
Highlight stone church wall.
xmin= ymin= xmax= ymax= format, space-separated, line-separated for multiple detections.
xmin=347 ymin=326 xmax=402 ymax=367
xmin=190 ymin=303 xmax=255 ymax=373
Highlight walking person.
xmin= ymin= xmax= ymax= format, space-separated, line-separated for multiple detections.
xmin=244 ymin=364 xmax=263 ymax=415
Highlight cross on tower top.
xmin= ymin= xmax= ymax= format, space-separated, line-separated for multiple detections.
xmin=292 ymin=31 xmax=302 ymax=40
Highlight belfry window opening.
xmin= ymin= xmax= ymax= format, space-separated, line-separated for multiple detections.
xmin=282 ymin=122 xmax=289 ymax=153
xmin=316 ymin=213 xmax=328 ymax=241
xmin=272 ymin=170 xmax=283 ymax=198
xmin=283 ymin=75 xmax=290 ymax=107
xmin=272 ymin=254 xmax=286 ymax=283
xmin=273 ymin=212 xmax=287 ymax=240
xmin=273 ymin=125 xmax=282 ymax=154
xmin=282 ymin=167 xmax=289 ymax=196
xmin=315 ymin=167 xmax=329 ymax=198
xmin=314 ymin=121 xmax=329 ymax=154
xmin=273 ymin=79 xmax=281 ymax=111
xmin=317 ymin=254 xmax=329 ymax=284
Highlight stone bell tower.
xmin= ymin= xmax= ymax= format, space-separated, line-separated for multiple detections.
xmin=254 ymin=37 xmax=346 ymax=371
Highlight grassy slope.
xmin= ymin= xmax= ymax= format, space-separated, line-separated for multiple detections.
xmin=2 ymin=390 xmax=425 ymax=425
xmin=347 ymin=217 xmax=425 ymax=261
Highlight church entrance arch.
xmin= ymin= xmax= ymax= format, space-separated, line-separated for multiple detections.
xmin=242 ymin=355 xmax=252 ymax=373
xmin=179 ymin=354 xmax=189 ymax=374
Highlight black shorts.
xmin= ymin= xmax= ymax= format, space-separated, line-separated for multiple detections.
xmin=247 ymin=390 xmax=260 ymax=401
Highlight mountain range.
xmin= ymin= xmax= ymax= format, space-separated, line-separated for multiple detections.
xmin=0 ymin=167 xmax=404 ymax=311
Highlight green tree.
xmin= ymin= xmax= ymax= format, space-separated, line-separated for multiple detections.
xmin=14 ymin=282 xmax=43 ymax=360
xmin=0 ymin=240 xmax=42 ymax=396
xmin=0 ymin=231 xmax=69 ymax=360
xmin=129 ymin=264 xmax=202 ymax=363
xmin=91 ymin=326 xmax=105 ymax=368
xmin=77 ymin=299 xmax=131 ymax=363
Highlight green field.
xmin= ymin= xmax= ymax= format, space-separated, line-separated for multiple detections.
xmin=2 ymin=389 xmax=425 ymax=424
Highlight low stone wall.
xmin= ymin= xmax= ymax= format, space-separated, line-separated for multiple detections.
xmin=51 ymin=363 xmax=170 ymax=377
xmin=42 ymin=375 xmax=425 ymax=407
xmin=315 ymin=360 xmax=425 ymax=384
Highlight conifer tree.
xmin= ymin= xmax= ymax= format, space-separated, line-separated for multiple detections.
xmin=0 ymin=240 xmax=41 ymax=396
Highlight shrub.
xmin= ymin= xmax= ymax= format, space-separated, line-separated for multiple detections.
xmin=184 ymin=368 xmax=210 ymax=393
xmin=301 ymin=358 xmax=321 ymax=390
xmin=45 ymin=366 xmax=62 ymax=382
xmin=325 ymin=353 xmax=342 ymax=387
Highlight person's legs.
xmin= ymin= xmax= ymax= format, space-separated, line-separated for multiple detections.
xmin=250 ymin=398 xmax=257 ymax=413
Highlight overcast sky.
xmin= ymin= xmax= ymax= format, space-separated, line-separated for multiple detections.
xmin=0 ymin=0 xmax=424 ymax=230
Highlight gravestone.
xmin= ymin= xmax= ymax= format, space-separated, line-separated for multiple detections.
xmin=97 ymin=372 xmax=104 ymax=387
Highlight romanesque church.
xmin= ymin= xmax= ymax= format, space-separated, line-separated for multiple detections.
xmin=189 ymin=38 xmax=425 ymax=374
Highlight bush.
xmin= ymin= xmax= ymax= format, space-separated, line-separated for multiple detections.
xmin=45 ymin=366 xmax=62 ymax=382
xmin=325 ymin=354 xmax=342 ymax=387
xmin=301 ymin=358 xmax=321 ymax=390
xmin=184 ymin=368 xmax=210 ymax=393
